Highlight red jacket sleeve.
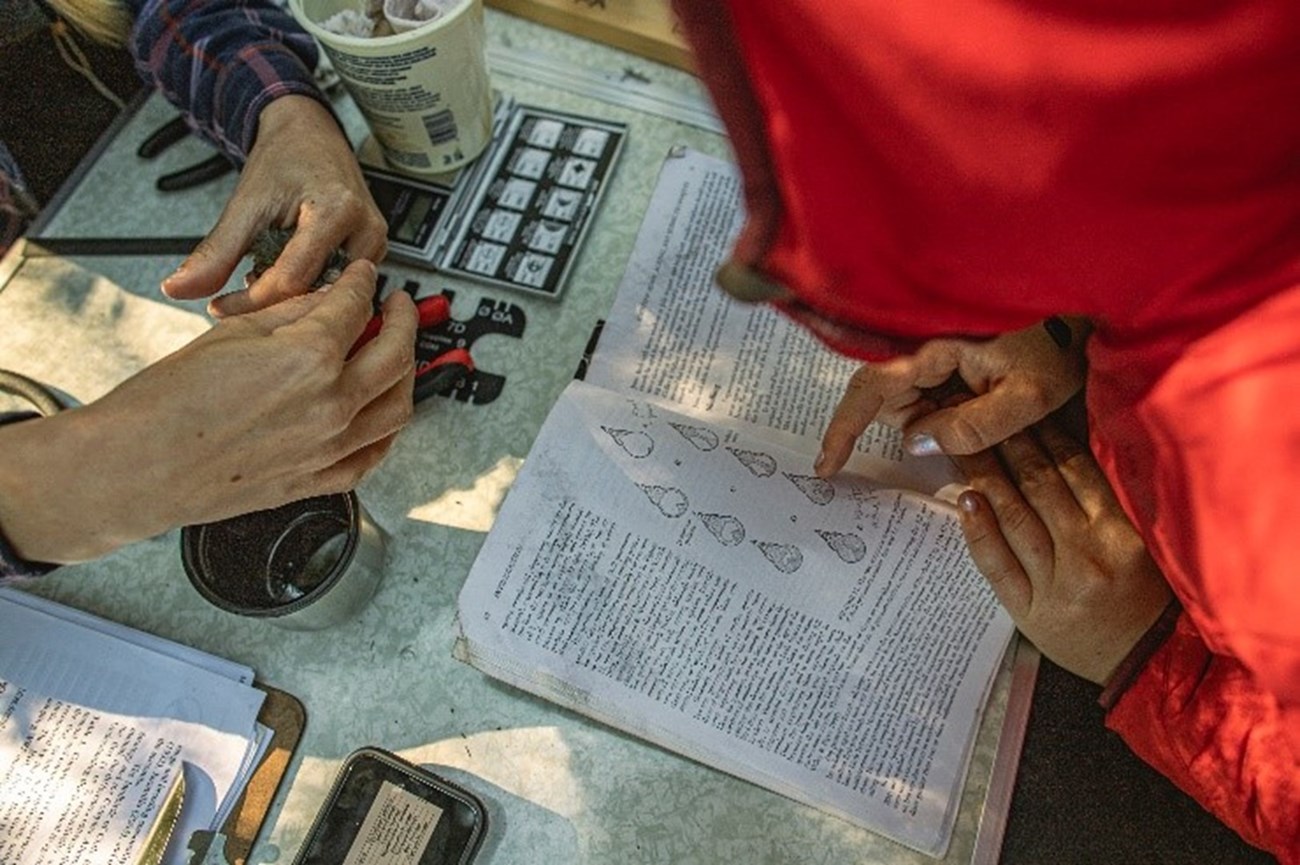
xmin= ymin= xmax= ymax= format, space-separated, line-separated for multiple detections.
xmin=1089 ymin=283 xmax=1300 ymax=864
xmin=1105 ymin=615 xmax=1300 ymax=862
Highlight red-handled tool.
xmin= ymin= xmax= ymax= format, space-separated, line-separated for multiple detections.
xmin=348 ymin=294 xmax=451 ymax=359
xmin=415 ymin=294 xmax=452 ymax=329
xmin=413 ymin=347 xmax=474 ymax=402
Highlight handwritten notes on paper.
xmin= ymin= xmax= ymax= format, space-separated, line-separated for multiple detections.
xmin=340 ymin=781 xmax=444 ymax=865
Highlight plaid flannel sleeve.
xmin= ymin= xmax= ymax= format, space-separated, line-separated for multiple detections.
xmin=123 ymin=0 xmax=331 ymax=163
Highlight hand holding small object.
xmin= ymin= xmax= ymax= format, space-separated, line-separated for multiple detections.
xmin=0 ymin=260 xmax=416 ymax=565
xmin=161 ymin=96 xmax=388 ymax=317
xmin=247 ymin=227 xmax=352 ymax=288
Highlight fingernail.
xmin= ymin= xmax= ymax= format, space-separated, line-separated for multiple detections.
xmin=958 ymin=491 xmax=980 ymax=514
xmin=906 ymin=433 xmax=943 ymax=456
xmin=160 ymin=269 xmax=182 ymax=296
xmin=354 ymin=259 xmax=376 ymax=278
xmin=814 ymin=450 xmax=825 ymax=472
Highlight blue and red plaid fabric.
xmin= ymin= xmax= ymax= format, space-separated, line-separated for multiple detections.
xmin=1 ymin=0 xmax=329 ymax=257
xmin=126 ymin=0 xmax=326 ymax=162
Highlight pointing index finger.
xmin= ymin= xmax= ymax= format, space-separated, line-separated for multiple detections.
xmin=819 ymin=365 xmax=891 ymax=477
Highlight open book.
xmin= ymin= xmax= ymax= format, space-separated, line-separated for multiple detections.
xmin=455 ymin=147 xmax=1014 ymax=857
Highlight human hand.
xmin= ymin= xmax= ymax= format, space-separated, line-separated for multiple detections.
xmin=816 ymin=317 xmax=1089 ymax=477
xmin=161 ymin=95 xmax=388 ymax=316
xmin=952 ymin=421 xmax=1172 ymax=685
xmin=0 ymin=260 xmax=416 ymax=564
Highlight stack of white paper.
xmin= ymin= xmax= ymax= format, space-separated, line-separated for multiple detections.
xmin=0 ymin=588 xmax=270 ymax=865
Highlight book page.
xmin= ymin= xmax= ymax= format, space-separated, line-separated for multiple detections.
xmin=586 ymin=146 xmax=959 ymax=496
xmin=458 ymin=381 xmax=1014 ymax=855
xmin=0 ymin=677 xmax=184 ymax=865
xmin=0 ymin=592 xmax=266 ymax=863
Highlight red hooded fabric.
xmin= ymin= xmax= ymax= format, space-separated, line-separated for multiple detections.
xmin=673 ymin=1 xmax=1300 ymax=860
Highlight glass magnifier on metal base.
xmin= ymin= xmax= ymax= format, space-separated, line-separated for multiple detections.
xmin=181 ymin=491 xmax=387 ymax=631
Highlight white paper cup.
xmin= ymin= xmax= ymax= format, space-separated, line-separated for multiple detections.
xmin=382 ymin=0 xmax=441 ymax=34
xmin=290 ymin=0 xmax=492 ymax=175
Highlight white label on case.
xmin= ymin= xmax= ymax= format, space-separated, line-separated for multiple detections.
xmin=341 ymin=780 xmax=443 ymax=865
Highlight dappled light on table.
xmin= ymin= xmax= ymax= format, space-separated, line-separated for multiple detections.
xmin=406 ymin=455 xmax=523 ymax=532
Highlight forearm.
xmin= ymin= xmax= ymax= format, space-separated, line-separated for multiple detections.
xmin=123 ymin=0 xmax=328 ymax=160
xmin=1105 ymin=614 xmax=1300 ymax=863
xmin=0 ymin=410 xmax=164 ymax=566
xmin=3 ymin=256 xmax=412 ymax=575
xmin=250 ymin=93 xmax=345 ymax=157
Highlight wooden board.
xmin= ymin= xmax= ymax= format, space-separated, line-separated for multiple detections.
xmin=485 ymin=0 xmax=695 ymax=73
xmin=220 ymin=684 xmax=307 ymax=865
